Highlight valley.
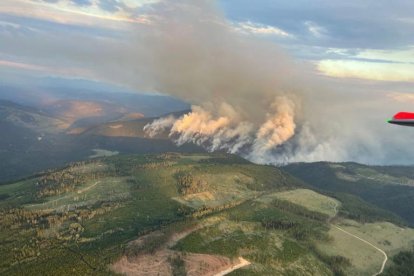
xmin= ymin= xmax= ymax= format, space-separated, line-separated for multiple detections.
xmin=0 ymin=97 xmax=197 ymax=183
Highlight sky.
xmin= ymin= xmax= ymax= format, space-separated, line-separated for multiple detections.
xmin=1 ymin=0 xmax=414 ymax=164
xmin=1 ymin=0 xmax=413 ymax=82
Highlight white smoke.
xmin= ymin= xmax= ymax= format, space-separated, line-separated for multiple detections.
xmin=144 ymin=96 xmax=298 ymax=159
xmin=143 ymin=115 xmax=176 ymax=138
xmin=135 ymin=0 xmax=307 ymax=162
xmin=170 ymin=103 xmax=253 ymax=153
xmin=249 ymin=97 xmax=296 ymax=162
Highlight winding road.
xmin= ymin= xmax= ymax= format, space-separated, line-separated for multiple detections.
xmin=331 ymin=202 xmax=388 ymax=276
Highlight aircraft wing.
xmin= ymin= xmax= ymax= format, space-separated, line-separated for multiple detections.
xmin=388 ymin=112 xmax=414 ymax=126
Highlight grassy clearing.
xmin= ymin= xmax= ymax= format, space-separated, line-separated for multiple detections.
xmin=258 ymin=189 xmax=340 ymax=217
xmin=0 ymin=179 xmax=33 ymax=195
xmin=337 ymin=220 xmax=414 ymax=256
xmin=25 ymin=177 xmax=131 ymax=211
xmin=0 ymin=179 xmax=41 ymax=209
xmin=177 ymin=154 xmax=212 ymax=162
xmin=89 ymin=149 xmax=119 ymax=159
xmin=173 ymin=172 xmax=259 ymax=209
xmin=317 ymin=219 xmax=414 ymax=275
xmin=318 ymin=225 xmax=382 ymax=276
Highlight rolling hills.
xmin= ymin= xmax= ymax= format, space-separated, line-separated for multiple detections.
xmin=0 ymin=99 xmax=198 ymax=183
xmin=1 ymin=153 xmax=414 ymax=275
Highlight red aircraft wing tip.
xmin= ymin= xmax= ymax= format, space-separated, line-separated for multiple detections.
xmin=393 ymin=112 xmax=414 ymax=120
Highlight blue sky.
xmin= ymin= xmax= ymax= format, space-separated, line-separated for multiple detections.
xmin=1 ymin=0 xmax=413 ymax=83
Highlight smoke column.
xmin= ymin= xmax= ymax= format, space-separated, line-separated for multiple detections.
xmin=110 ymin=0 xmax=410 ymax=165
xmin=34 ymin=0 xmax=405 ymax=165
xmin=138 ymin=0 xmax=306 ymax=161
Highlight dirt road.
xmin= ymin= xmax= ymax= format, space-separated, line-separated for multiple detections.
xmin=213 ymin=257 xmax=251 ymax=276
xmin=331 ymin=202 xmax=388 ymax=276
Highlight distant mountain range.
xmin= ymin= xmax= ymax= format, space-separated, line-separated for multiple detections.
xmin=0 ymin=77 xmax=189 ymax=118
xmin=0 ymin=92 xmax=197 ymax=182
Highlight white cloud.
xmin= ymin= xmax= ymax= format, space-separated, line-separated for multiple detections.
xmin=0 ymin=0 xmax=152 ymax=28
xmin=234 ymin=21 xmax=292 ymax=37
xmin=356 ymin=47 xmax=414 ymax=63
xmin=317 ymin=59 xmax=414 ymax=82
xmin=305 ymin=21 xmax=327 ymax=38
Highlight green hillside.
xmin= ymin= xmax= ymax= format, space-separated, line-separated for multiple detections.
xmin=283 ymin=162 xmax=414 ymax=225
xmin=1 ymin=154 xmax=414 ymax=275
xmin=0 ymin=153 xmax=298 ymax=275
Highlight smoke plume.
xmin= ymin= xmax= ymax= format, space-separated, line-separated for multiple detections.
xmin=8 ymin=0 xmax=412 ymax=164
xmin=94 ymin=0 xmax=414 ymax=165
xmin=146 ymin=96 xmax=297 ymax=158
xmin=137 ymin=0 xmax=307 ymax=161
